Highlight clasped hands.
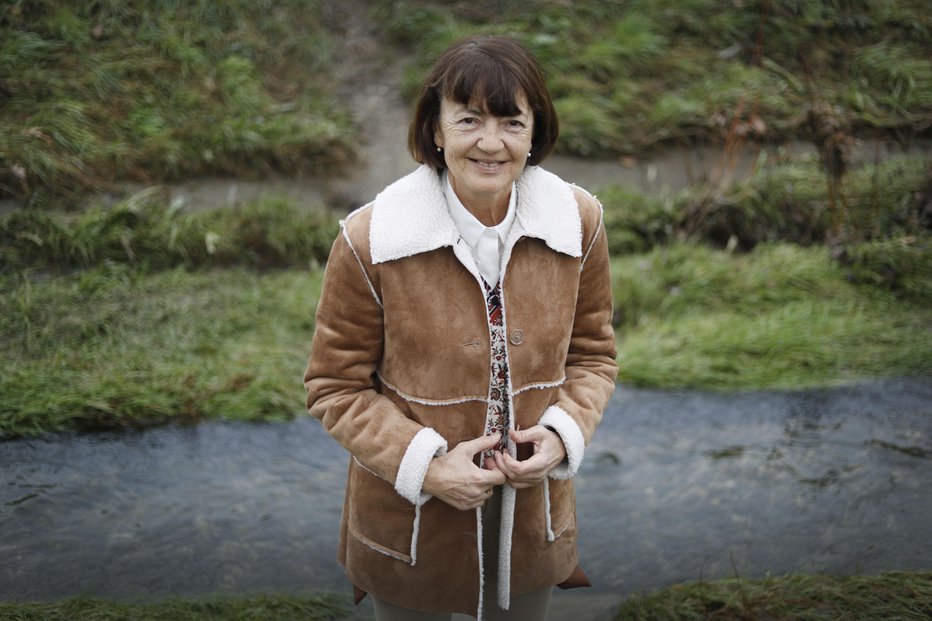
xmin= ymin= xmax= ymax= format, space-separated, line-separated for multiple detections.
xmin=422 ymin=426 xmax=566 ymax=511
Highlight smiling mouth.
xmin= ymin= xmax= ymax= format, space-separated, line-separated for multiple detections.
xmin=470 ymin=158 xmax=505 ymax=170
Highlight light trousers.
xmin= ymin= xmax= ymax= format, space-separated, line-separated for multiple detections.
xmin=372 ymin=487 xmax=552 ymax=620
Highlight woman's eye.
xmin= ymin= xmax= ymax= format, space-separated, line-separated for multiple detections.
xmin=460 ymin=117 xmax=477 ymax=126
xmin=507 ymin=120 xmax=525 ymax=129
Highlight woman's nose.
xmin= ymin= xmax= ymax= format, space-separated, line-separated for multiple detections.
xmin=477 ymin=124 xmax=504 ymax=151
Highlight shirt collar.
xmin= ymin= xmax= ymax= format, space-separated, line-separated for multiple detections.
xmin=366 ymin=165 xmax=583 ymax=265
xmin=443 ymin=170 xmax=517 ymax=246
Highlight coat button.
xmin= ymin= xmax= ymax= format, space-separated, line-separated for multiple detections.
xmin=509 ymin=329 xmax=525 ymax=345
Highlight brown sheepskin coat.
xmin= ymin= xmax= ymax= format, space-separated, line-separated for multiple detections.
xmin=304 ymin=164 xmax=617 ymax=617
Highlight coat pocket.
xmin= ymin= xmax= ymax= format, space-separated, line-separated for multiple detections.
xmin=346 ymin=458 xmax=417 ymax=564
xmin=545 ymin=478 xmax=576 ymax=542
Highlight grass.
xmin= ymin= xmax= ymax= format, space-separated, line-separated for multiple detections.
xmin=596 ymin=154 xmax=932 ymax=304
xmin=615 ymin=571 xmax=932 ymax=621
xmin=4 ymin=1 xmax=930 ymax=202
xmin=377 ymin=0 xmax=932 ymax=157
xmin=0 ymin=572 xmax=928 ymax=619
xmin=611 ymin=243 xmax=932 ymax=390
xmin=2 ymin=239 xmax=929 ymax=437
xmin=1 ymin=188 xmax=340 ymax=272
xmin=1 ymin=147 xmax=930 ymax=436
xmin=0 ymin=593 xmax=347 ymax=621
xmin=0 ymin=266 xmax=321 ymax=437
xmin=596 ymin=151 xmax=931 ymax=392
xmin=0 ymin=0 xmax=357 ymax=206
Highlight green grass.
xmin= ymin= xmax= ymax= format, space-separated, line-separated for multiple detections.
xmin=596 ymin=154 xmax=932 ymax=304
xmin=0 ymin=0 xmax=357 ymax=205
xmin=3 ymin=1 xmax=930 ymax=201
xmin=0 ymin=593 xmax=346 ymax=621
xmin=5 ymin=1 xmax=930 ymax=205
xmin=1 ymin=188 xmax=340 ymax=272
xmin=1 ymin=146 xmax=929 ymax=435
xmin=615 ymin=571 xmax=932 ymax=621
xmin=377 ymin=0 xmax=932 ymax=157
xmin=2 ymin=239 xmax=929 ymax=437
xmin=0 ymin=572 xmax=928 ymax=620
xmin=612 ymin=243 xmax=932 ymax=390
xmin=1 ymin=266 xmax=321 ymax=437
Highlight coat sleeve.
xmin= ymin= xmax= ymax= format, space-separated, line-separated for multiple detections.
xmin=304 ymin=220 xmax=447 ymax=505
xmin=539 ymin=190 xmax=618 ymax=479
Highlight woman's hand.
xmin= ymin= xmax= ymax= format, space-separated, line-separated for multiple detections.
xmin=493 ymin=426 xmax=567 ymax=489
xmin=422 ymin=433 xmax=507 ymax=511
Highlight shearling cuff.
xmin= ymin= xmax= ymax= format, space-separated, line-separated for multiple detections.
xmin=395 ymin=427 xmax=448 ymax=505
xmin=540 ymin=405 xmax=586 ymax=480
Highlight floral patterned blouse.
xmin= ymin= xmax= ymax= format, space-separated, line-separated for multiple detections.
xmin=482 ymin=279 xmax=511 ymax=458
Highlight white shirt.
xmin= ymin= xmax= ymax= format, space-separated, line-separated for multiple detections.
xmin=443 ymin=171 xmax=517 ymax=287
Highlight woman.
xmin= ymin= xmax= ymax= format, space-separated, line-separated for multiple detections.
xmin=304 ymin=35 xmax=617 ymax=620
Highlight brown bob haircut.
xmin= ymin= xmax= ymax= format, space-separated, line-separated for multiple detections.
xmin=408 ymin=35 xmax=559 ymax=170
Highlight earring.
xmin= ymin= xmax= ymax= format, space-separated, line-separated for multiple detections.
xmin=527 ymin=152 xmax=532 ymax=158
xmin=436 ymin=146 xmax=442 ymax=152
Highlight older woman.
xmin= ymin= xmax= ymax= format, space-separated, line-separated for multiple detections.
xmin=304 ymin=35 xmax=617 ymax=620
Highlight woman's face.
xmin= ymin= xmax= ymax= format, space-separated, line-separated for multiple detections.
xmin=434 ymin=93 xmax=534 ymax=212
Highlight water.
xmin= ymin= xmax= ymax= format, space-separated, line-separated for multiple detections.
xmin=2 ymin=378 xmax=931 ymax=620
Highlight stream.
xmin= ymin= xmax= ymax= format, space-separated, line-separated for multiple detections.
xmin=3 ymin=378 xmax=931 ymax=620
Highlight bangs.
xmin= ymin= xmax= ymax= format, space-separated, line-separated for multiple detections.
xmin=440 ymin=54 xmax=526 ymax=117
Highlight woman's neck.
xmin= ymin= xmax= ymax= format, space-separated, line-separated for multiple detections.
xmin=450 ymin=180 xmax=511 ymax=227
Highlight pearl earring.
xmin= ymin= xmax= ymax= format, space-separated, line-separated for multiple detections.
xmin=527 ymin=152 xmax=532 ymax=158
xmin=436 ymin=146 xmax=442 ymax=152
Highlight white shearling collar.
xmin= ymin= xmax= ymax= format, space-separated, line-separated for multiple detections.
xmin=369 ymin=164 xmax=582 ymax=264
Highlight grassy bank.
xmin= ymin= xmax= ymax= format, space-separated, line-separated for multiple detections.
xmin=0 ymin=572 xmax=928 ymax=620
xmin=1 ymin=188 xmax=340 ymax=272
xmin=378 ymin=0 xmax=932 ymax=156
xmin=611 ymin=242 xmax=931 ymax=390
xmin=1 ymin=152 xmax=930 ymax=437
xmin=0 ymin=0 xmax=356 ymax=206
xmin=3 ymin=1 xmax=930 ymax=204
xmin=0 ymin=593 xmax=346 ymax=621
xmin=1 ymin=266 xmax=321 ymax=437
xmin=6 ymin=240 xmax=923 ymax=437
xmin=615 ymin=571 xmax=932 ymax=621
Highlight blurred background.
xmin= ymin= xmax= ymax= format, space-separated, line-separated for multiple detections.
xmin=1 ymin=1 xmax=930 ymax=620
